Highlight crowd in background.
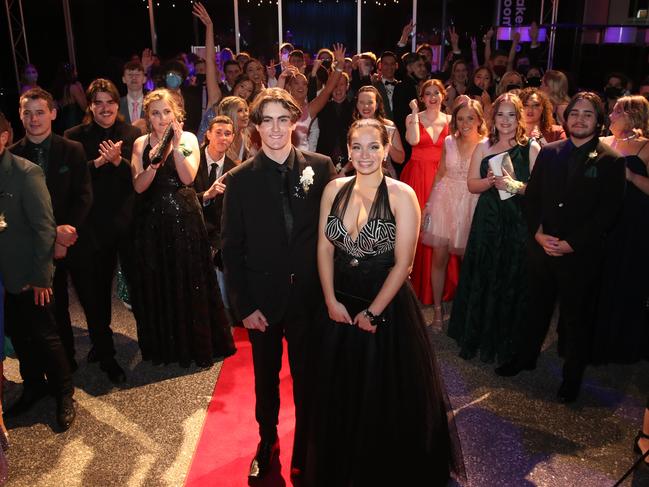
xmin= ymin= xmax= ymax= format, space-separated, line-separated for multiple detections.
xmin=0 ymin=2 xmax=648 ymax=483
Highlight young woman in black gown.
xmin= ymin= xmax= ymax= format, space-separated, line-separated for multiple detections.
xmin=593 ymin=95 xmax=649 ymax=364
xmin=305 ymin=119 xmax=463 ymax=486
xmin=130 ymin=88 xmax=235 ymax=366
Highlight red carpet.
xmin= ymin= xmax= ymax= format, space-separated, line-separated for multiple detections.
xmin=185 ymin=327 xmax=296 ymax=487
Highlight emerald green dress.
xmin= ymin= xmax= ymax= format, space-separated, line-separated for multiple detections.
xmin=447 ymin=142 xmax=531 ymax=364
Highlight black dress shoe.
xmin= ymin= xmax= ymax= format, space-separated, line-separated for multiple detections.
xmin=495 ymin=359 xmax=536 ymax=377
xmin=5 ymin=384 xmax=49 ymax=417
xmin=100 ymin=358 xmax=127 ymax=384
xmin=56 ymin=396 xmax=76 ymax=431
xmin=557 ymin=380 xmax=580 ymax=403
xmin=248 ymin=438 xmax=279 ymax=480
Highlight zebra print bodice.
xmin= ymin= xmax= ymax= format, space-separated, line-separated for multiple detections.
xmin=325 ymin=176 xmax=396 ymax=258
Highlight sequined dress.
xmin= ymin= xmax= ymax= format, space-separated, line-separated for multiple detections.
xmin=132 ymin=143 xmax=235 ymax=366
xmin=305 ymin=176 xmax=463 ymax=486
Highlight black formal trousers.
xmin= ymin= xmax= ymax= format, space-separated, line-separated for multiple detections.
xmin=4 ymin=290 xmax=74 ymax=397
xmin=248 ymin=292 xmax=310 ymax=467
xmin=53 ymin=245 xmax=123 ymax=364
xmin=519 ymin=241 xmax=601 ymax=385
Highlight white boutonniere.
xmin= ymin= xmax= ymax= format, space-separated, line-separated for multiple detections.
xmin=0 ymin=213 xmax=6 ymax=232
xmin=584 ymin=150 xmax=599 ymax=178
xmin=300 ymin=166 xmax=315 ymax=191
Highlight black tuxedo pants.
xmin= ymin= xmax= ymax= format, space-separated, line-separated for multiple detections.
xmin=248 ymin=307 xmax=310 ymax=468
xmin=53 ymin=245 xmax=123 ymax=365
xmin=4 ymin=290 xmax=74 ymax=397
xmin=518 ymin=242 xmax=601 ymax=386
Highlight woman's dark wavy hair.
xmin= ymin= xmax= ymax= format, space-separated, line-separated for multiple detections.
xmin=518 ymin=87 xmax=556 ymax=134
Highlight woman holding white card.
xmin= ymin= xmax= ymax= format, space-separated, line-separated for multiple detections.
xmin=447 ymin=93 xmax=540 ymax=364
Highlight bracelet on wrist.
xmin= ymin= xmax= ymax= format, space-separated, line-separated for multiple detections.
xmin=362 ymin=308 xmax=386 ymax=326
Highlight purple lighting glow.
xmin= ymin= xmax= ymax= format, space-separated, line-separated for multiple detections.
xmin=603 ymin=27 xmax=637 ymax=43
xmin=497 ymin=26 xmax=547 ymax=42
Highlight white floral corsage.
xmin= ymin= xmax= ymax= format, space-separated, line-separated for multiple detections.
xmin=0 ymin=213 xmax=6 ymax=232
xmin=294 ymin=166 xmax=315 ymax=198
xmin=588 ymin=150 xmax=598 ymax=160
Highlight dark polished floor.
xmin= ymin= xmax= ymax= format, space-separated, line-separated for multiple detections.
xmin=3 ymin=295 xmax=648 ymax=486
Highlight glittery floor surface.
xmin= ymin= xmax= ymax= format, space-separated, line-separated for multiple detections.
xmin=3 ymin=294 xmax=648 ymax=487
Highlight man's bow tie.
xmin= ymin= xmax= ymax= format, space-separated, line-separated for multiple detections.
xmin=384 ymin=80 xmax=397 ymax=86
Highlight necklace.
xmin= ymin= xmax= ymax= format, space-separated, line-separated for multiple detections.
xmin=613 ymin=132 xmax=638 ymax=143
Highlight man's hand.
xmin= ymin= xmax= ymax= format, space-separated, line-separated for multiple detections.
xmin=32 ymin=286 xmax=53 ymax=306
xmin=399 ymin=20 xmax=415 ymax=44
xmin=98 ymin=140 xmax=123 ymax=166
xmin=54 ymin=242 xmax=68 ymax=260
xmin=332 ymin=43 xmax=346 ymax=66
xmin=56 ymin=224 xmax=77 ymax=247
xmin=243 ymin=309 xmax=269 ymax=332
xmin=203 ymin=173 xmax=227 ymax=201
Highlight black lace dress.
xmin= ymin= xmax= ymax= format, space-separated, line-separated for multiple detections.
xmin=132 ymin=143 xmax=235 ymax=366
xmin=305 ymin=176 xmax=463 ymax=487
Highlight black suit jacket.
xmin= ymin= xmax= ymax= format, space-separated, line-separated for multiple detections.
xmin=194 ymin=150 xmax=237 ymax=251
xmin=525 ymin=138 xmax=626 ymax=254
xmin=64 ymin=120 xmax=140 ymax=250
xmin=10 ymin=133 xmax=92 ymax=231
xmin=222 ymin=148 xmax=335 ymax=324
xmin=315 ymin=99 xmax=354 ymax=163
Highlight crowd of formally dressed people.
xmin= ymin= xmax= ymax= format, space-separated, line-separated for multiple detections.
xmin=0 ymin=2 xmax=648 ymax=484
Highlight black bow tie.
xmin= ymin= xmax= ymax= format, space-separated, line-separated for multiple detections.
xmin=384 ymin=80 xmax=397 ymax=86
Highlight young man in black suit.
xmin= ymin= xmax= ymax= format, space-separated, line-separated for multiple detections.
xmin=222 ymin=88 xmax=335 ymax=480
xmin=64 ymin=78 xmax=141 ymax=384
xmin=193 ymin=115 xmax=237 ymax=319
xmin=0 ymin=112 xmax=76 ymax=430
xmin=495 ymin=92 xmax=626 ymax=403
xmin=10 ymin=88 xmax=92 ymax=374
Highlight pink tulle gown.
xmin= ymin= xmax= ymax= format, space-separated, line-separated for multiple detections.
xmin=424 ymin=135 xmax=479 ymax=253
xmin=401 ymin=122 xmax=459 ymax=304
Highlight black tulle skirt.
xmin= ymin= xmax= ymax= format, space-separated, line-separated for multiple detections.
xmin=304 ymin=251 xmax=463 ymax=486
xmin=132 ymin=183 xmax=235 ymax=366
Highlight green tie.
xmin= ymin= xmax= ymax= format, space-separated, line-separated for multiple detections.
xmin=34 ymin=146 xmax=48 ymax=174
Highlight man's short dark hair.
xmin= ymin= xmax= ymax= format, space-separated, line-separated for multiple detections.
xmin=163 ymin=59 xmax=189 ymax=80
xmin=563 ymin=91 xmax=606 ymax=136
xmin=490 ymin=49 xmax=509 ymax=61
xmin=223 ymin=60 xmax=240 ymax=71
xmin=249 ymin=88 xmax=302 ymax=125
xmin=380 ymin=51 xmax=398 ymax=63
xmin=606 ymin=71 xmax=630 ymax=87
xmin=19 ymin=88 xmax=55 ymax=111
xmin=123 ymin=61 xmax=145 ymax=73
xmin=401 ymin=52 xmax=424 ymax=67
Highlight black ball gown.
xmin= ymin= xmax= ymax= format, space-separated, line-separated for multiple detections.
xmin=305 ymin=176 xmax=464 ymax=486
xmin=132 ymin=141 xmax=235 ymax=366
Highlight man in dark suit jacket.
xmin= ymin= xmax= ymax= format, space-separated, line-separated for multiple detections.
xmin=496 ymin=92 xmax=626 ymax=403
xmin=64 ymin=78 xmax=141 ymax=384
xmin=193 ymin=115 xmax=237 ymax=317
xmin=10 ymin=88 xmax=92 ymax=371
xmin=392 ymin=52 xmax=429 ymax=163
xmin=222 ymin=88 xmax=335 ymax=480
xmin=118 ymin=60 xmax=146 ymax=125
xmin=0 ymin=112 xmax=76 ymax=430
